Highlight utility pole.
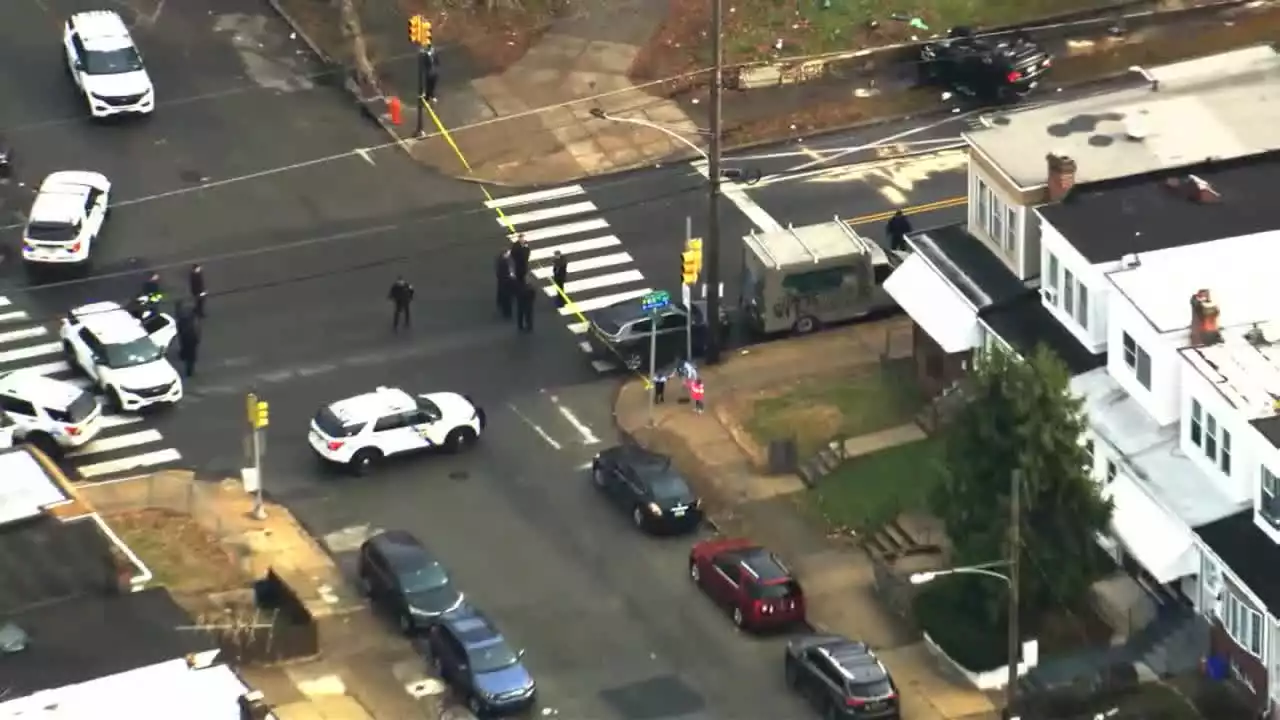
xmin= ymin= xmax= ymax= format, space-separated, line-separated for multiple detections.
xmin=704 ymin=0 xmax=724 ymax=364
xmin=245 ymin=392 xmax=269 ymax=520
xmin=1006 ymin=469 xmax=1023 ymax=717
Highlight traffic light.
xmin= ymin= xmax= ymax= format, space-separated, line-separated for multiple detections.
xmin=681 ymin=238 xmax=703 ymax=285
xmin=408 ymin=15 xmax=432 ymax=46
xmin=246 ymin=393 xmax=269 ymax=429
xmin=255 ymin=401 xmax=269 ymax=429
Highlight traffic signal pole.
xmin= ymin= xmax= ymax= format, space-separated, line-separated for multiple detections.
xmin=705 ymin=0 xmax=724 ymax=365
xmin=407 ymin=15 xmax=432 ymax=138
xmin=246 ymin=392 xmax=269 ymax=520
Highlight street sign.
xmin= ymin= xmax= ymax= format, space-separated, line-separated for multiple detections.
xmin=641 ymin=290 xmax=670 ymax=312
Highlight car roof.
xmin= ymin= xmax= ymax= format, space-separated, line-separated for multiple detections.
xmin=0 ymin=372 xmax=89 ymax=410
xmin=368 ymin=530 xmax=439 ymax=572
xmin=735 ymin=546 xmax=792 ymax=582
xmin=606 ymin=445 xmax=669 ymax=470
xmin=72 ymin=302 xmax=148 ymax=343
xmin=815 ymin=639 xmax=888 ymax=684
xmin=441 ymin=606 xmax=504 ymax=648
xmin=328 ymin=386 xmax=416 ymax=422
xmin=28 ymin=185 xmax=88 ymax=225
xmin=69 ymin=11 xmax=135 ymax=50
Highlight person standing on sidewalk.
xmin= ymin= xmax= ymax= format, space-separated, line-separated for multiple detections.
xmin=175 ymin=301 xmax=200 ymax=378
xmin=690 ymin=378 xmax=705 ymax=414
xmin=652 ymin=369 xmax=667 ymax=403
xmin=551 ymin=251 xmax=568 ymax=308
xmin=495 ymin=247 xmax=515 ymax=319
xmin=188 ymin=263 xmax=207 ymax=318
xmin=388 ymin=276 xmax=415 ymax=333
xmin=514 ymin=274 xmax=536 ymax=333
xmin=886 ymin=209 xmax=913 ymax=253
xmin=422 ymin=45 xmax=440 ymax=103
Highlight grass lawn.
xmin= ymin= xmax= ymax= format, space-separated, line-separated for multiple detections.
xmin=808 ymin=433 xmax=944 ymax=531
xmin=108 ymin=508 xmax=247 ymax=594
xmin=743 ymin=358 xmax=923 ymax=458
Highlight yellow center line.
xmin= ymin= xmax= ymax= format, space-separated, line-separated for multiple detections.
xmin=841 ymin=196 xmax=967 ymax=227
xmin=420 ymin=100 xmax=654 ymax=384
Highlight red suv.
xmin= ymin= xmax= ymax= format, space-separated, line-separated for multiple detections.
xmin=689 ymin=537 xmax=806 ymax=631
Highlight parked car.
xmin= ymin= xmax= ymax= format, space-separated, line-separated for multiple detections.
xmin=582 ymin=298 xmax=727 ymax=372
xmin=424 ymin=605 xmax=537 ymax=716
xmin=590 ymin=445 xmax=702 ymax=533
xmin=0 ymin=371 xmax=103 ymax=457
xmin=688 ymin=537 xmax=805 ymax=631
xmin=919 ymin=27 xmax=1051 ymax=104
xmin=785 ymin=634 xmax=900 ymax=718
xmin=357 ymin=529 xmax=464 ymax=634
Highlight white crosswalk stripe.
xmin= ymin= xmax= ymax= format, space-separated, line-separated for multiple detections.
xmin=489 ymin=185 xmax=665 ymax=373
xmin=0 ymin=295 xmax=183 ymax=481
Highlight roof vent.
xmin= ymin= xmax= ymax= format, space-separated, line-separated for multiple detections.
xmin=1246 ymin=324 xmax=1268 ymax=347
xmin=0 ymin=622 xmax=28 ymax=653
xmin=1119 ymin=253 xmax=1141 ymax=268
xmin=1124 ymin=116 xmax=1148 ymax=141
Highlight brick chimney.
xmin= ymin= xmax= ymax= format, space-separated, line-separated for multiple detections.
xmin=1047 ymin=154 xmax=1077 ymax=202
xmin=1190 ymin=289 xmax=1222 ymax=346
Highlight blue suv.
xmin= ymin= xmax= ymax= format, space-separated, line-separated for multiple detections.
xmin=424 ymin=605 xmax=536 ymax=716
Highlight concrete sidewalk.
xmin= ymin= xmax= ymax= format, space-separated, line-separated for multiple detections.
xmin=612 ymin=326 xmax=999 ymax=720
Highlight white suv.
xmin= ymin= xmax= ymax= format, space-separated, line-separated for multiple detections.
xmin=59 ymin=301 xmax=180 ymax=411
xmin=23 ymin=171 xmax=111 ymax=269
xmin=0 ymin=372 xmax=103 ymax=457
xmin=64 ymin=11 xmax=155 ymax=118
xmin=309 ymin=386 xmax=486 ymax=475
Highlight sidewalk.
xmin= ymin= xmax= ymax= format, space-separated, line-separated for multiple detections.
xmin=612 ymin=327 xmax=999 ymax=720
xmin=82 ymin=473 xmax=450 ymax=720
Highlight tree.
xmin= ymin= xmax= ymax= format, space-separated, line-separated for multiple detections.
xmin=931 ymin=343 xmax=1113 ymax=632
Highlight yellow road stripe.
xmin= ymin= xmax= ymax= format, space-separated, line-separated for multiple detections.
xmin=842 ymin=196 xmax=966 ymax=227
xmin=421 ymin=100 xmax=653 ymax=384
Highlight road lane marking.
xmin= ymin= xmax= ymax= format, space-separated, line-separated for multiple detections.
xmin=529 ymin=236 xmax=620 ymax=261
xmin=500 ymin=201 xmax=597 ymax=227
xmin=77 ymin=448 xmax=182 ymax=478
xmin=486 ymin=185 xmax=585 ymax=210
xmin=0 ymin=297 xmax=9 ymax=307
xmin=507 ymin=403 xmax=562 ymax=450
xmin=0 ymin=310 xmax=29 ymax=323
xmin=545 ymin=270 xmax=645 ymax=296
xmin=353 ymin=147 xmax=376 ymax=165
xmin=322 ymin=524 xmax=383 ymax=553
xmin=546 ymin=393 xmax=600 ymax=445
xmin=558 ymin=287 xmax=651 ymax=315
xmin=18 ymin=359 xmax=72 ymax=376
xmin=0 ymin=326 xmax=48 ymax=344
xmin=0 ymin=341 xmax=61 ymax=364
xmin=98 ymin=413 xmax=145 ymax=430
xmin=785 ymin=113 xmax=977 ymax=172
xmin=68 ymin=430 xmax=165 ymax=457
xmin=509 ymin=218 xmax=609 ymax=244
xmin=532 ymin=252 xmax=632 ymax=278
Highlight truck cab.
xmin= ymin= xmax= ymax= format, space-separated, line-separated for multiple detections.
xmin=742 ymin=218 xmax=902 ymax=337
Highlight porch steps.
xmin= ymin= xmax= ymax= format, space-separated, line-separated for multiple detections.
xmin=860 ymin=518 xmax=942 ymax=562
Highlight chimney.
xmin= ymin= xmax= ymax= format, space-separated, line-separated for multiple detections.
xmin=1046 ymin=154 xmax=1077 ymax=202
xmin=1190 ymin=289 xmax=1222 ymax=346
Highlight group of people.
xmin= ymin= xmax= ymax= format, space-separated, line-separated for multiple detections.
xmin=137 ymin=264 xmax=207 ymax=377
xmin=493 ymin=235 xmax=569 ymax=333
xmin=651 ymin=359 xmax=706 ymax=413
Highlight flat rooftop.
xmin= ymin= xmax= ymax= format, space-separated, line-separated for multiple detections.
xmin=1182 ymin=322 xmax=1280 ymax=423
xmin=1072 ymin=368 xmax=1242 ymax=528
xmin=979 ymin=291 xmax=1106 ymax=377
xmin=0 ymin=587 xmax=216 ymax=701
xmin=965 ymin=45 xmax=1280 ymax=190
xmin=744 ymin=220 xmax=879 ymax=269
xmin=0 ymin=515 xmax=118 ymax=615
xmin=1196 ymin=510 xmax=1280 ymax=615
xmin=906 ymin=224 xmax=1026 ymax=311
xmin=1106 ymin=229 xmax=1280 ymax=334
xmin=1037 ymin=152 xmax=1280 ymax=264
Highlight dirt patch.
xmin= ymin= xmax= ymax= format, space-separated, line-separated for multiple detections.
xmin=274 ymin=0 xmax=353 ymax=64
xmin=397 ymin=0 xmax=568 ymax=74
xmin=107 ymin=508 xmax=247 ymax=596
xmin=632 ymin=0 xmax=1122 ymax=83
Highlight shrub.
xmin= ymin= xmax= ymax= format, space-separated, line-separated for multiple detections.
xmin=913 ymin=576 xmax=1007 ymax=672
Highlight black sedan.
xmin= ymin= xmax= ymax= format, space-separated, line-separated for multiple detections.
xmin=918 ymin=27 xmax=1051 ymax=104
xmin=357 ymin=529 xmax=465 ymax=633
xmin=591 ymin=445 xmax=702 ymax=533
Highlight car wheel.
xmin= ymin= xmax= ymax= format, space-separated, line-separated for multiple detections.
xmin=444 ymin=427 xmax=478 ymax=453
xmin=793 ymin=315 xmax=819 ymax=334
xmin=624 ymin=352 xmax=642 ymax=371
xmin=397 ymin=612 xmax=413 ymax=635
xmin=61 ymin=339 xmax=74 ymax=358
xmin=26 ymin=432 xmax=61 ymax=459
xmin=348 ymin=449 xmax=382 ymax=476
xmin=731 ymin=606 xmax=745 ymax=628
xmin=784 ymin=658 xmax=799 ymax=689
xmin=632 ymin=506 xmax=646 ymax=529
xmin=468 ymin=695 xmax=484 ymax=715
xmin=356 ymin=572 xmax=372 ymax=596
xmin=689 ymin=560 xmax=701 ymax=584
xmin=107 ymin=388 xmax=124 ymax=413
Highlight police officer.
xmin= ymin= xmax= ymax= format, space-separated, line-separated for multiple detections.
xmin=514 ymin=273 xmax=536 ymax=333
xmin=188 ymin=264 xmax=207 ymax=318
xmin=141 ymin=272 xmax=163 ymax=303
xmin=174 ymin=301 xmax=200 ymax=377
xmin=886 ymin=209 xmax=913 ymax=253
xmin=422 ymin=45 xmax=440 ymax=103
xmin=388 ymin=276 xmax=415 ymax=333
xmin=510 ymin=234 xmax=531 ymax=282
xmin=495 ymin=248 xmax=514 ymax=319
xmin=551 ymin=251 xmax=568 ymax=308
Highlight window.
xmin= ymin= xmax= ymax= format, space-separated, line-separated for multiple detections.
xmin=1224 ymin=591 xmax=1264 ymax=657
xmin=373 ymin=414 xmax=409 ymax=432
xmin=1047 ymin=254 xmax=1059 ymax=292
xmin=1077 ymin=284 xmax=1089 ymax=330
xmin=1190 ymin=400 xmax=1203 ymax=446
xmin=781 ymin=266 xmax=853 ymax=294
xmin=1106 ymin=460 xmax=1118 ymax=484
xmin=1083 ymin=439 xmax=1095 ymax=475
xmin=1221 ymin=430 xmax=1232 ymax=475
xmin=1205 ymin=415 xmax=1218 ymax=460
xmin=0 ymin=395 xmax=36 ymax=417
xmin=1260 ymin=467 xmax=1280 ymax=528
xmin=1063 ymin=269 xmax=1075 ymax=316
xmin=1005 ymin=206 xmax=1017 ymax=251
xmin=975 ymin=179 xmax=1016 ymax=251
xmin=1122 ymin=332 xmax=1151 ymax=389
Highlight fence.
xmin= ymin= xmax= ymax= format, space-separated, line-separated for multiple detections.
xmin=80 ymin=472 xmax=233 ymax=543
xmin=868 ymin=553 xmax=920 ymax=633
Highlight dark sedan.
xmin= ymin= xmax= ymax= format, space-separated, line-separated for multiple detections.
xmin=919 ymin=27 xmax=1051 ymax=104
xmin=357 ymin=529 xmax=464 ymax=633
xmin=591 ymin=445 xmax=702 ymax=533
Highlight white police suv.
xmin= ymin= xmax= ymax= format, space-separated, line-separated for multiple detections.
xmin=59 ymin=301 xmax=180 ymax=412
xmin=309 ymin=386 xmax=486 ymax=475
xmin=0 ymin=371 xmax=104 ymax=457
xmin=64 ymin=10 xmax=155 ymax=118
xmin=23 ymin=171 xmax=111 ymax=269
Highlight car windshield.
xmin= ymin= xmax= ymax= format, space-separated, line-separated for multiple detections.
xmin=415 ymin=396 xmax=442 ymax=421
xmin=647 ymin=472 xmax=689 ymax=501
xmin=401 ymin=563 xmax=449 ymax=594
xmin=469 ymin=640 xmax=520 ymax=674
xmin=751 ymin=580 xmax=801 ymax=600
xmin=48 ymin=392 xmax=98 ymax=424
xmin=26 ymin=222 xmax=79 ymax=242
xmin=84 ymin=47 xmax=144 ymax=75
xmin=102 ymin=337 xmax=161 ymax=368
xmin=313 ymin=407 xmax=363 ymax=437
xmin=850 ymin=678 xmax=894 ymax=698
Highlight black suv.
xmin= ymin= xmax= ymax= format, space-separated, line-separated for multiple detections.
xmin=919 ymin=27 xmax=1051 ymax=104
xmin=591 ymin=445 xmax=702 ymax=533
xmin=357 ymin=530 xmax=464 ymax=634
xmin=784 ymin=635 xmax=900 ymax=718
xmin=583 ymin=298 xmax=727 ymax=372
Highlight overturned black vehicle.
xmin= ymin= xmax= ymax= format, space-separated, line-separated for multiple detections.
xmin=918 ymin=27 xmax=1052 ymax=104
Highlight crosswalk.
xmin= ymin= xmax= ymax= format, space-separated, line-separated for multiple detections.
xmin=486 ymin=184 xmax=653 ymax=373
xmin=0 ymin=295 xmax=182 ymax=482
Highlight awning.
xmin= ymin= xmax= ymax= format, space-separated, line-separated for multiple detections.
xmin=1108 ymin=475 xmax=1200 ymax=584
xmin=882 ymin=254 xmax=980 ymax=353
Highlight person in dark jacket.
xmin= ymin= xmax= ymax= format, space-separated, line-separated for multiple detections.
xmin=141 ymin=272 xmax=163 ymax=302
xmin=188 ymin=264 xmax=207 ymax=318
xmin=551 ymin=251 xmax=568 ymax=308
xmin=514 ymin=274 xmax=536 ymax=332
xmin=886 ymin=210 xmax=913 ymax=252
xmin=388 ymin=276 xmax=415 ymax=332
xmin=496 ymin=248 xmax=515 ymax=319
xmin=422 ymin=46 xmax=440 ymax=103
xmin=174 ymin=301 xmax=200 ymax=377
xmin=510 ymin=234 xmax=531 ymax=281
